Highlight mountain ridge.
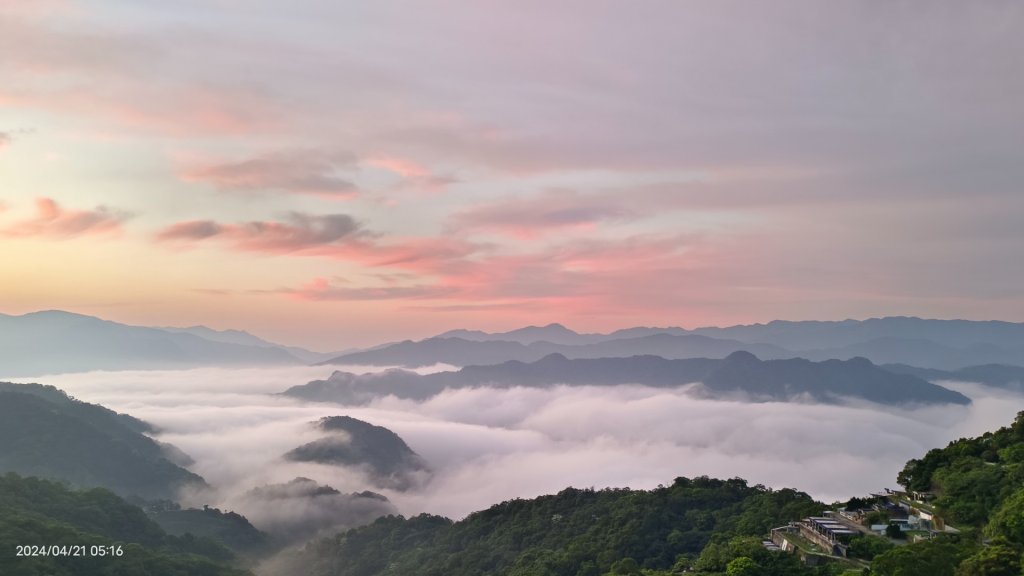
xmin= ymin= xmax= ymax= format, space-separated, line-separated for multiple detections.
xmin=330 ymin=317 xmax=1024 ymax=370
xmin=290 ymin=352 xmax=971 ymax=406
xmin=0 ymin=310 xmax=307 ymax=377
xmin=284 ymin=416 xmax=430 ymax=491
xmin=0 ymin=382 xmax=207 ymax=501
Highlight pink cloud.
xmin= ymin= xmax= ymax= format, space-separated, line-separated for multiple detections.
xmin=363 ymin=155 xmax=457 ymax=193
xmin=384 ymin=232 xmax=722 ymax=322
xmin=173 ymin=213 xmax=789 ymax=329
xmin=0 ymin=131 xmax=10 ymax=149
xmin=157 ymin=210 xmax=484 ymax=273
xmin=314 ymin=233 xmax=709 ymax=318
xmin=0 ymin=197 xmax=132 ymax=238
xmin=160 ymin=207 xmax=717 ymax=317
xmin=450 ymin=189 xmax=635 ymax=238
xmin=180 ymin=150 xmax=359 ymax=198
xmin=347 ymin=237 xmax=478 ymax=271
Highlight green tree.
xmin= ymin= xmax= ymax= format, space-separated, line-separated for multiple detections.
xmin=726 ymin=556 xmax=762 ymax=576
xmin=847 ymin=534 xmax=894 ymax=560
xmin=863 ymin=511 xmax=889 ymax=527
xmin=610 ymin=557 xmax=640 ymax=575
xmin=872 ymin=537 xmax=972 ymax=576
xmin=986 ymin=489 xmax=1024 ymax=545
xmin=885 ymin=523 xmax=905 ymax=539
xmin=953 ymin=544 xmax=1021 ymax=576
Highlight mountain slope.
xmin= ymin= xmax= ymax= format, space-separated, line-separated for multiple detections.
xmin=0 ymin=310 xmax=303 ymax=377
xmin=150 ymin=506 xmax=270 ymax=556
xmin=0 ymin=382 xmax=206 ymax=501
xmin=159 ymin=325 xmax=339 ymax=363
xmin=883 ymin=363 xmax=1024 ymax=391
xmin=268 ymin=477 xmax=822 ymax=576
xmin=897 ymin=411 xmax=1024 ymax=527
xmin=284 ymin=416 xmax=430 ymax=490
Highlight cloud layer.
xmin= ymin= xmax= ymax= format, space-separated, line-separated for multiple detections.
xmin=13 ymin=367 xmax=1023 ymax=523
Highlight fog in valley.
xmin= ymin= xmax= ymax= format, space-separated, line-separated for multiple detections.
xmin=11 ymin=366 xmax=1021 ymax=529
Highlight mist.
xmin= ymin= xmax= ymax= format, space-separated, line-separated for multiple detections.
xmin=12 ymin=366 xmax=1023 ymax=524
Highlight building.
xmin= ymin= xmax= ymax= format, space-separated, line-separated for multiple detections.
xmin=799 ymin=516 xmax=860 ymax=557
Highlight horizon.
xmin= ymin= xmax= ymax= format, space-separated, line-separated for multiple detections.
xmin=3 ymin=2 xmax=1024 ymax=350
xmin=6 ymin=307 xmax=1024 ymax=352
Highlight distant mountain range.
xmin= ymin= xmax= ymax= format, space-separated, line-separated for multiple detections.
xmin=0 ymin=382 xmax=206 ymax=500
xmin=323 ymin=334 xmax=791 ymax=368
xmin=288 ymin=351 xmax=971 ymax=406
xmin=882 ymin=363 xmax=1024 ymax=391
xmin=158 ymin=325 xmax=342 ymax=363
xmin=284 ymin=416 xmax=430 ymax=491
xmin=0 ymin=310 xmax=336 ymax=377
xmin=5 ymin=311 xmax=1024 ymax=375
xmin=326 ymin=318 xmax=1024 ymax=371
xmin=440 ymin=318 xmax=1024 ymax=350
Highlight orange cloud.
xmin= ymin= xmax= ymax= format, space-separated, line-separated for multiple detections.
xmin=0 ymin=197 xmax=132 ymax=238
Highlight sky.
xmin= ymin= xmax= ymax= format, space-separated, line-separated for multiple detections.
xmin=2 ymin=1 xmax=1023 ymax=350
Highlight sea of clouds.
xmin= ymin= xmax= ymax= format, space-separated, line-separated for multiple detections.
xmin=11 ymin=367 xmax=1023 ymax=524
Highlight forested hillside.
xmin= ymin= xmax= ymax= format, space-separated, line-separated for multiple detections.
xmin=273 ymin=477 xmax=830 ymax=576
xmin=150 ymin=506 xmax=269 ymax=556
xmin=0 ymin=473 xmax=250 ymax=576
xmin=869 ymin=411 xmax=1024 ymax=576
xmin=0 ymin=383 xmax=205 ymax=500
xmin=284 ymin=416 xmax=430 ymax=491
